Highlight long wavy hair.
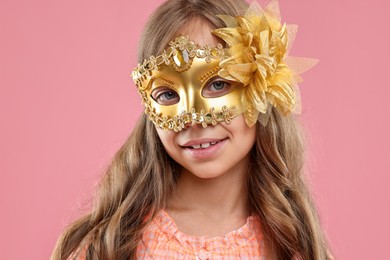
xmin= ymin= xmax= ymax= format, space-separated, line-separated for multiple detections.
xmin=52 ymin=0 xmax=331 ymax=259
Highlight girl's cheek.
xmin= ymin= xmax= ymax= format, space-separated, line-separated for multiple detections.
xmin=156 ymin=127 xmax=177 ymax=150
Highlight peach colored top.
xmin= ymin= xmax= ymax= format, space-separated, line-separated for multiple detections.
xmin=137 ymin=210 xmax=265 ymax=259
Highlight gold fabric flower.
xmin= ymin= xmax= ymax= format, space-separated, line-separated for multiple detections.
xmin=213 ymin=0 xmax=317 ymax=126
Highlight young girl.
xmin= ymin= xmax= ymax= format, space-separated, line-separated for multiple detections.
xmin=52 ymin=0 xmax=332 ymax=259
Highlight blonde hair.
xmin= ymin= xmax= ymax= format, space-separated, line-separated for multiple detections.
xmin=52 ymin=0 xmax=331 ymax=259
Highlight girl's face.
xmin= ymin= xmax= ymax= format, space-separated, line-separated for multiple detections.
xmin=155 ymin=18 xmax=257 ymax=179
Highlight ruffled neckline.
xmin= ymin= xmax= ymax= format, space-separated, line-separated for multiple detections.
xmin=151 ymin=210 xmax=263 ymax=250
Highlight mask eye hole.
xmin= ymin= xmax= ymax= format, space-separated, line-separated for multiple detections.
xmin=151 ymin=87 xmax=180 ymax=105
xmin=202 ymin=77 xmax=234 ymax=98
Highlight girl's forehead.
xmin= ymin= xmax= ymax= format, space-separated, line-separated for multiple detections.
xmin=176 ymin=17 xmax=222 ymax=47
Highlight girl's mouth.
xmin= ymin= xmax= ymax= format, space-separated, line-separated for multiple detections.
xmin=181 ymin=138 xmax=227 ymax=149
xmin=187 ymin=141 xmax=218 ymax=149
xmin=180 ymin=138 xmax=228 ymax=159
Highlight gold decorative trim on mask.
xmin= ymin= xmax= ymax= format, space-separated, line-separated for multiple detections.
xmin=144 ymin=99 xmax=238 ymax=132
xmin=132 ymin=35 xmax=228 ymax=90
xmin=200 ymin=66 xmax=221 ymax=84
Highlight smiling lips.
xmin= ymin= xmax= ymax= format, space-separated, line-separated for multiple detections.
xmin=189 ymin=141 xmax=217 ymax=149
xmin=180 ymin=138 xmax=227 ymax=159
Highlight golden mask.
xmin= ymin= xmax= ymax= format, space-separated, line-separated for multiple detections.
xmin=132 ymin=35 xmax=245 ymax=132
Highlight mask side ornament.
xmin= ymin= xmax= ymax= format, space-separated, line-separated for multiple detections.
xmin=212 ymin=0 xmax=318 ymax=126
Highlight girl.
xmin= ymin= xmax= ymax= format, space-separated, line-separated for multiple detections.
xmin=52 ymin=0 xmax=332 ymax=259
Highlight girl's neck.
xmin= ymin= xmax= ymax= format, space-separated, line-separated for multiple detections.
xmin=165 ymin=156 xmax=251 ymax=236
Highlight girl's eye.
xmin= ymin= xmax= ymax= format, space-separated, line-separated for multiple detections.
xmin=211 ymin=81 xmax=225 ymax=90
xmin=151 ymin=88 xmax=180 ymax=105
xmin=202 ymin=79 xmax=233 ymax=98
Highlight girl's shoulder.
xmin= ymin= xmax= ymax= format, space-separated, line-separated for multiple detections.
xmin=137 ymin=210 xmax=266 ymax=259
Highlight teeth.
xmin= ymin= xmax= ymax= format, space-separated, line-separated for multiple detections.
xmin=201 ymin=143 xmax=210 ymax=148
xmin=190 ymin=141 xmax=218 ymax=149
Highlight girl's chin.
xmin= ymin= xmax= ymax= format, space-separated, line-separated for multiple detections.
xmin=179 ymin=166 xmax=229 ymax=180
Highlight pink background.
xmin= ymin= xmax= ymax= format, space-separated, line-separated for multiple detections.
xmin=1 ymin=0 xmax=389 ymax=259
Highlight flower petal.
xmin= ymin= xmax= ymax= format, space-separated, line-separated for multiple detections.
xmin=286 ymin=24 xmax=298 ymax=54
xmin=285 ymin=56 xmax=319 ymax=74
xmin=216 ymin=15 xmax=238 ymax=28
xmin=265 ymin=0 xmax=281 ymax=21
xmin=212 ymin=28 xmax=243 ymax=46
xmin=226 ymin=63 xmax=254 ymax=85
xmin=213 ymin=0 xmax=317 ymax=126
